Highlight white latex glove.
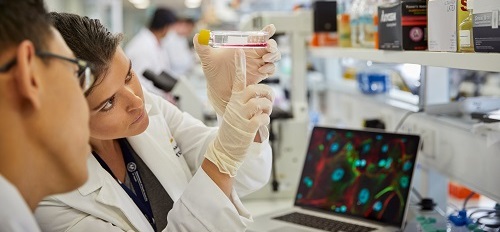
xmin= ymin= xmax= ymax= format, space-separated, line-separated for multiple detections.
xmin=204 ymin=50 xmax=275 ymax=177
xmin=194 ymin=24 xmax=281 ymax=116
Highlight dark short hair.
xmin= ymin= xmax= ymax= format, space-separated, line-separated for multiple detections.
xmin=148 ymin=8 xmax=177 ymax=31
xmin=0 ymin=0 xmax=53 ymax=52
xmin=49 ymin=12 xmax=123 ymax=96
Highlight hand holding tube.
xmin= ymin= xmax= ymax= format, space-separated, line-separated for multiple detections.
xmin=204 ymin=50 xmax=274 ymax=177
xmin=194 ymin=24 xmax=280 ymax=116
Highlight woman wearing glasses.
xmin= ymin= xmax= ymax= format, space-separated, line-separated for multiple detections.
xmin=35 ymin=12 xmax=279 ymax=232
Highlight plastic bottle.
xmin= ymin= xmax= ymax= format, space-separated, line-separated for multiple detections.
xmin=358 ymin=0 xmax=377 ymax=48
xmin=349 ymin=0 xmax=362 ymax=47
xmin=458 ymin=4 xmax=474 ymax=53
xmin=198 ymin=29 xmax=268 ymax=48
xmin=337 ymin=0 xmax=353 ymax=47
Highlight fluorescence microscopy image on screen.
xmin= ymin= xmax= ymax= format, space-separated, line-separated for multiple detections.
xmin=295 ymin=127 xmax=420 ymax=226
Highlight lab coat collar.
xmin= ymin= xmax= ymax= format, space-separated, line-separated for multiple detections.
xmin=127 ymin=97 xmax=191 ymax=201
xmin=75 ymin=156 xmax=154 ymax=232
xmin=77 ymin=156 xmax=103 ymax=196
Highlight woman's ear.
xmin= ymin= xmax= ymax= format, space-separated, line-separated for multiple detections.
xmin=13 ymin=40 xmax=42 ymax=110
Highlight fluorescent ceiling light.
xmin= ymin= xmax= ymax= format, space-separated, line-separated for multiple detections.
xmin=134 ymin=0 xmax=150 ymax=9
xmin=129 ymin=0 xmax=144 ymax=4
xmin=129 ymin=0 xmax=149 ymax=9
xmin=185 ymin=0 xmax=201 ymax=8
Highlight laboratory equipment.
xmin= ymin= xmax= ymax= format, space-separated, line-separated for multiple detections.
xmin=197 ymin=29 xmax=268 ymax=48
xmin=425 ymin=96 xmax=500 ymax=115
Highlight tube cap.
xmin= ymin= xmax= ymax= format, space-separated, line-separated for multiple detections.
xmin=198 ymin=29 xmax=210 ymax=45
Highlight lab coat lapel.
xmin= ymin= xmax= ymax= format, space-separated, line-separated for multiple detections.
xmin=127 ymin=103 xmax=191 ymax=202
xmin=87 ymin=156 xmax=155 ymax=232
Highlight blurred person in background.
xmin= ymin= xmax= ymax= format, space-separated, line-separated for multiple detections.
xmin=125 ymin=8 xmax=177 ymax=97
xmin=163 ymin=18 xmax=196 ymax=77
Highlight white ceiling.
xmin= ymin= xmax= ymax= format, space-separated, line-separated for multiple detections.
xmin=123 ymin=0 xmax=193 ymax=11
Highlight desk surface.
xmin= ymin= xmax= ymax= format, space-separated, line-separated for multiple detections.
xmin=242 ymin=198 xmax=294 ymax=217
xmin=242 ymin=197 xmax=498 ymax=232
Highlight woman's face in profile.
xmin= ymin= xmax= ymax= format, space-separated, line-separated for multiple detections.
xmin=86 ymin=47 xmax=149 ymax=140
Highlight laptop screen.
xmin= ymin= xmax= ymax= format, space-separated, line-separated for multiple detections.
xmin=294 ymin=127 xmax=420 ymax=227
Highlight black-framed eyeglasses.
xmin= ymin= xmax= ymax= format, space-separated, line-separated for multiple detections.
xmin=0 ymin=51 xmax=95 ymax=93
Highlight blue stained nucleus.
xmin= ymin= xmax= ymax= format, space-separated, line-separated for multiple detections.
xmin=378 ymin=159 xmax=386 ymax=167
xmin=303 ymin=176 xmax=313 ymax=188
xmin=381 ymin=144 xmax=389 ymax=153
xmin=358 ymin=188 xmax=370 ymax=205
xmin=346 ymin=143 xmax=353 ymax=151
xmin=330 ymin=143 xmax=340 ymax=153
xmin=327 ymin=132 xmax=335 ymax=140
xmin=362 ymin=144 xmax=371 ymax=153
xmin=297 ymin=193 xmax=303 ymax=199
xmin=403 ymin=161 xmax=413 ymax=171
xmin=402 ymin=138 xmax=407 ymax=143
xmin=373 ymin=201 xmax=383 ymax=212
xmin=332 ymin=168 xmax=345 ymax=181
xmin=385 ymin=158 xmax=393 ymax=169
xmin=400 ymin=176 xmax=409 ymax=188
xmin=355 ymin=159 xmax=366 ymax=167
xmin=376 ymin=135 xmax=383 ymax=140
xmin=341 ymin=205 xmax=347 ymax=212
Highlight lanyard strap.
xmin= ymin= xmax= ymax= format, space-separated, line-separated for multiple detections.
xmin=92 ymin=139 xmax=156 ymax=231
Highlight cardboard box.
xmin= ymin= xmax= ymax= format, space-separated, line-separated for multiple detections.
xmin=472 ymin=0 xmax=500 ymax=52
xmin=428 ymin=0 xmax=457 ymax=51
xmin=378 ymin=1 xmax=427 ymax=50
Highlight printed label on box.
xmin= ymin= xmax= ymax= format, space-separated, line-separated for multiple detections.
xmin=459 ymin=30 xmax=471 ymax=46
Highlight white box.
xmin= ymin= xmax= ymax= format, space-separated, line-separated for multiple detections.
xmin=428 ymin=0 xmax=457 ymax=51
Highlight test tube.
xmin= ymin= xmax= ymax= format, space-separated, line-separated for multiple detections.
xmin=198 ymin=29 xmax=268 ymax=48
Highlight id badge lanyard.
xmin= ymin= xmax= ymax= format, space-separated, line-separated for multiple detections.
xmin=93 ymin=139 xmax=156 ymax=231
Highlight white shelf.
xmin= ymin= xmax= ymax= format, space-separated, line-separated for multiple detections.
xmin=309 ymin=47 xmax=500 ymax=72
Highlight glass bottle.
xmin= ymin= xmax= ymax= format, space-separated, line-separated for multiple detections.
xmin=458 ymin=9 xmax=474 ymax=52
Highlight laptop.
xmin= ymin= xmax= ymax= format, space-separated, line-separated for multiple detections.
xmin=248 ymin=127 xmax=420 ymax=232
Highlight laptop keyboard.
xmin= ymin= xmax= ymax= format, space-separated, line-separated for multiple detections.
xmin=273 ymin=212 xmax=377 ymax=232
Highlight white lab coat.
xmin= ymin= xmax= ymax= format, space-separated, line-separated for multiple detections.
xmin=0 ymin=175 xmax=41 ymax=232
xmin=163 ymin=31 xmax=195 ymax=77
xmin=125 ymin=28 xmax=172 ymax=96
xmin=34 ymin=90 xmax=272 ymax=232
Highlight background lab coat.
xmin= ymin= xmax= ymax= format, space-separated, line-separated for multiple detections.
xmin=163 ymin=31 xmax=195 ymax=77
xmin=34 ymin=90 xmax=272 ymax=232
xmin=125 ymin=28 xmax=172 ymax=96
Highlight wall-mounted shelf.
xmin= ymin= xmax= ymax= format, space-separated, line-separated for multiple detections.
xmin=309 ymin=47 xmax=500 ymax=72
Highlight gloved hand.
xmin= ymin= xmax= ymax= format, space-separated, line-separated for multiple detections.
xmin=204 ymin=50 xmax=274 ymax=177
xmin=194 ymin=24 xmax=281 ymax=116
